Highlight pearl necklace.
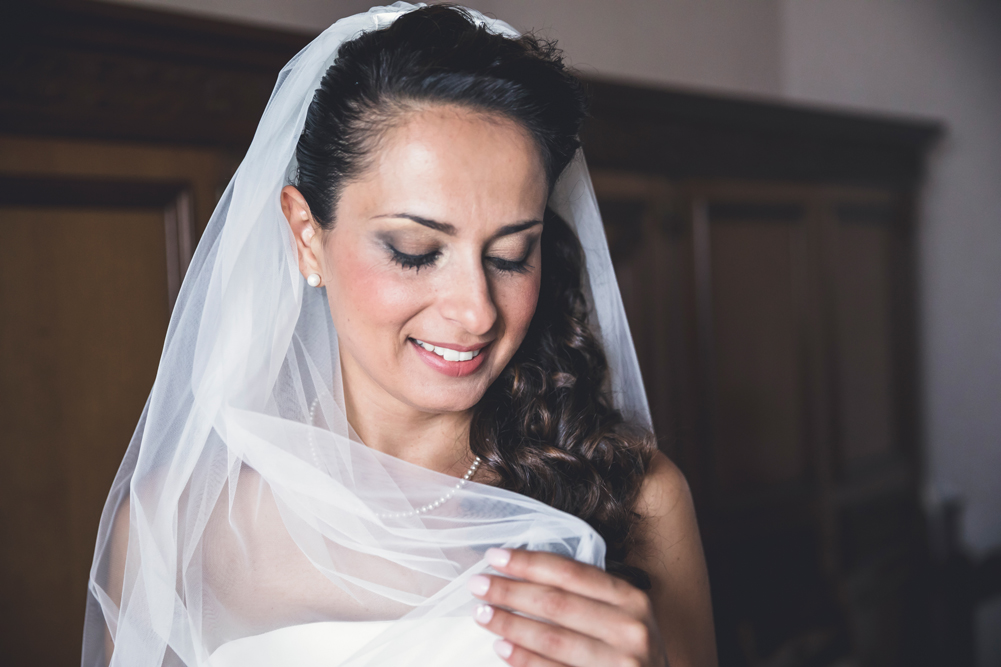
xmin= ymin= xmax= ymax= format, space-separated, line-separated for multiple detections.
xmin=307 ymin=397 xmax=481 ymax=519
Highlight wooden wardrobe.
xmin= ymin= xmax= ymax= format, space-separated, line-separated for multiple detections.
xmin=584 ymin=82 xmax=938 ymax=666
xmin=1 ymin=2 xmax=940 ymax=665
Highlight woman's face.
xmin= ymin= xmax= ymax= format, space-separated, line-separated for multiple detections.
xmin=288 ymin=106 xmax=548 ymax=416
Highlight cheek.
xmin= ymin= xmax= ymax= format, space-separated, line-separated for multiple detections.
xmin=496 ymin=272 xmax=541 ymax=341
xmin=324 ymin=241 xmax=419 ymax=343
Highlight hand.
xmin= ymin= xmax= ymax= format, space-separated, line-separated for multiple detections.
xmin=468 ymin=547 xmax=667 ymax=667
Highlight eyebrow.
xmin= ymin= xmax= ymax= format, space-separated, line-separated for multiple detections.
xmin=374 ymin=213 xmax=542 ymax=237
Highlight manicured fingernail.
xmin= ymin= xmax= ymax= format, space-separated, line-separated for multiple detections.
xmin=475 ymin=604 xmax=494 ymax=624
xmin=485 ymin=548 xmax=511 ymax=568
xmin=494 ymin=639 xmax=513 ymax=659
xmin=468 ymin=574 xmax=491 ymax=596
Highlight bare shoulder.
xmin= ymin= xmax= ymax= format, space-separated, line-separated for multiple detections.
xmin=108 ymin=494 xmax=131 ymax=607
xmin=630 ymin=450 xmax=702 ymax=572
xmin=634 ymin=450 xmax=693 ymax=524
xmin=629 ymin=451 xmax=719 ymax=667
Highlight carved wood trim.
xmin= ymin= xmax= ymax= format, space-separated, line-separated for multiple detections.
xmin=0 ymin=174 xmax=195 ymax=313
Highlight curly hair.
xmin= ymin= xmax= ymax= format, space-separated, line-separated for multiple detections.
xmin=470 ymin=208 xmax=656 ymax=588
xmin=294 ymin=4 xmax=656 ymax=588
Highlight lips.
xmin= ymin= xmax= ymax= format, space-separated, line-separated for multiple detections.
xmin=409 ymin=338 xmax=490 ymax=377
xmin=411 ymin=338 xmax=483 ymax=362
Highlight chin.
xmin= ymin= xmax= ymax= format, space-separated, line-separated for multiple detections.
xmin=393 ymin=341 xmax=512 ymax=415
xmin=402 ymin=380 xmax=491 ymax=415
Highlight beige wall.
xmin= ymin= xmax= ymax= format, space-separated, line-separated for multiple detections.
xmin=98 ymin=0 xmax=1001 ymax=660
xmin=461 ymin=0 xmax=784 ymax=96
xmin=105 ymin=0 xmax=786 ymax=96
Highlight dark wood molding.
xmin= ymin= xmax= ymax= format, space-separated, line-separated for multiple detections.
xmin=0 ymin=174 xmax=188 ymax=207
xmin=0 ymin=0 xmax=312 ymax=149
xmin=0 ymin=173 xmax=195 ymax=312
xmin=583 ymin=78 xmax=942 ymax=190
xmin=1 ymin=0 xmax=942 ymax=190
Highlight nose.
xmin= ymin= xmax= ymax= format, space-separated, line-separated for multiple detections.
xmin=436 ymin=257 xmax=497 ymax=336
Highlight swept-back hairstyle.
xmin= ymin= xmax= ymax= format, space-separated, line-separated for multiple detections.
xmin=294 ymin=4 xmax=655 ymax=587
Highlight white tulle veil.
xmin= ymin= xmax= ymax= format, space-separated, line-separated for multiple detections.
xmin=82 ymin=3 xmax=650 ymax=665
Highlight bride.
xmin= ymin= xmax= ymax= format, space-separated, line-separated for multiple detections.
xmin=84 ymin=4 xmax=716 ymax=666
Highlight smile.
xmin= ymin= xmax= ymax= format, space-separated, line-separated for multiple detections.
xmin=411 ymin=339 xmax=482 ymax=362
xmin=409 ymin=338 xmax=490 ymax=378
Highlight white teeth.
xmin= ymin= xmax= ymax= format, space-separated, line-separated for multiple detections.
xmin=412 ymin=339 xmax=482 ymax=361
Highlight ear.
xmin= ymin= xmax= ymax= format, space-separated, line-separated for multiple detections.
xmin=281 ymin=185 xmax=324 ymax=286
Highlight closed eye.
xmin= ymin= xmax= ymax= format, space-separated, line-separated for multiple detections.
xmin=487 ymin=235 xmax=537 ymax=275
xmin=389 ymin=247 xmax=440 ymax=272
xmin=388 ymin=239 xmax=536 ymax=275
xmin=487 ymin=256 xmax=532 ymax=274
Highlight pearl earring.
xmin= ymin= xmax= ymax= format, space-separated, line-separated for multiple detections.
xmin=306 ymin=273 xmax=321 ymax=287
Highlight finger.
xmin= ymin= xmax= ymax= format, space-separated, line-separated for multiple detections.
xmin=485 ymin=548 xmax=645 ymax=613
xmin=493 ymin=638 xmax=565 ymax=667
xmin=469 ymin=573 xmax=638 ymax=648
xmin=475 ymin=603 xmax=620 ymax=667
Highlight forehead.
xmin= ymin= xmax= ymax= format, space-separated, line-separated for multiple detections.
xmin=341 ymin=105 xmax=549 ymax=229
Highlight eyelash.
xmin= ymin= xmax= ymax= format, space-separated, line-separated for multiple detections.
xmin=389 ymin=248 xmax=440 ymax=272
xmin=388 ymin=247 xmax=532 ymax=275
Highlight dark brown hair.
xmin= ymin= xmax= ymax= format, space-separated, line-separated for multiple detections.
xmin=294 ymin=4 xmax=655 ymax=588
xmin=470 ymin=207 xmax=656 ymax=588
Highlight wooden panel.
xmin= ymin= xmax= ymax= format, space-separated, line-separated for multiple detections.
xmin=593 ymin=180 xmax=924 ymax=665
xmin=833 ymin=219 xmax=895 ymax=466
xmin=0 ymin=135 xmax=226 ymax=666
xmin=593 ymin=172 xmax=698 ymax=475
xmin=0 ymin=207 xmax=169 ymax=666
xmin=707 ymin=216 xmax=808 ymax=496
xmin=601 ymin=199 xmax=647 ymax=324
xmin=0 ymin=175 xmax=195 ymax=314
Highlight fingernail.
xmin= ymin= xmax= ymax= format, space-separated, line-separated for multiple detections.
xmin=474 ymin=604 xmax=494 ymax=624
xmin=468 ymin=574 xmax=491 ymax=596
xmin=485 ymin=548 xmax=511 ymax=568
xmin=494 ymin=639 xmax=513 ymax=659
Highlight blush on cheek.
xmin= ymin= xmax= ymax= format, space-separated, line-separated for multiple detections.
xmin=327 ymin=245 xmax=423 ymax=353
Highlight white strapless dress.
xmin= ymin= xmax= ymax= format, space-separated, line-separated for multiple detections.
xmin=209 ymin=617 xmax=505 ymax=666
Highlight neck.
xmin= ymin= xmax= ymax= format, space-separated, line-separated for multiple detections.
xmin=340 ymin=358 xmax=476 ymax=478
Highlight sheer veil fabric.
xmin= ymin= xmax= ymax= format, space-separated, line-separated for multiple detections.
xmin=83 ymin=3 xmax=650 ymax=665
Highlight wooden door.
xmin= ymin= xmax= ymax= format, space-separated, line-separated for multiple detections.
xmin=0 ymin=136 xmax=234 ymax=666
